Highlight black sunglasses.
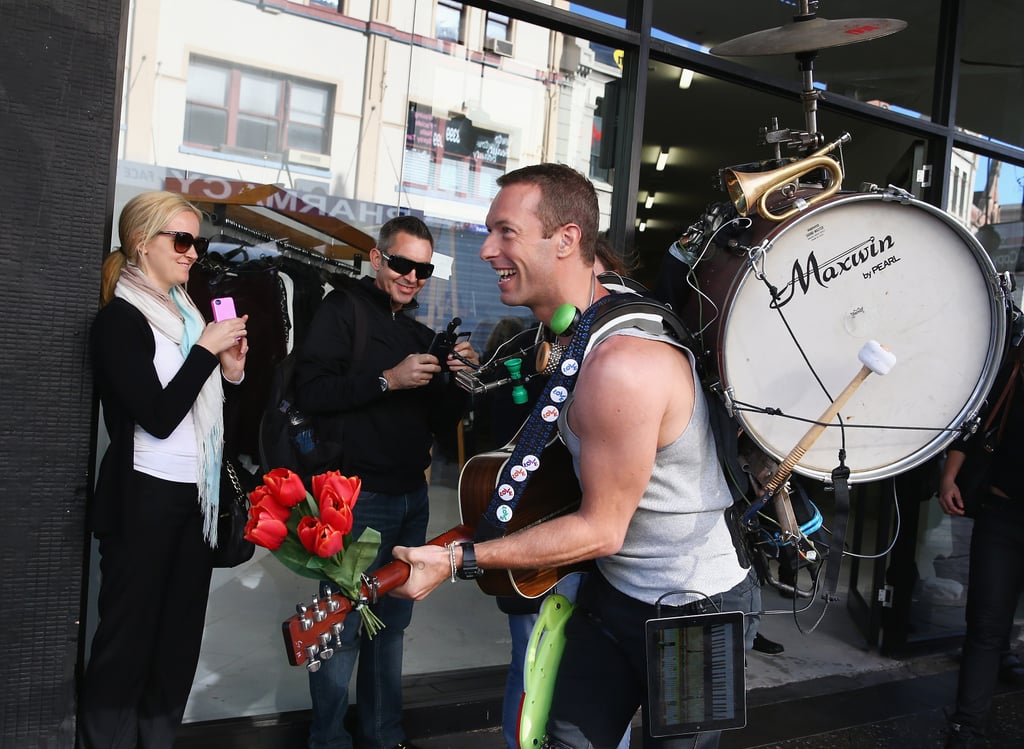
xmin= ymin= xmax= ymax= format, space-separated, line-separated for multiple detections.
xmin=379 ymin=250 xmax=434 ymax=280
xmin=158 ymin=231 xmax=210 ymax=256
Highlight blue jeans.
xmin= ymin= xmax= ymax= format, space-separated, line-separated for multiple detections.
xmin=308 ymin=485 xmax=430 ymax=749
xmin=546 ymin=568 xmax=760 ymax=749
xmin=950 ymin=493 xmax=1024 ymax=734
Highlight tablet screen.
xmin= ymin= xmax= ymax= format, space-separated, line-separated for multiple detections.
xmin=644 ymin=610 xmax=747 ymax=736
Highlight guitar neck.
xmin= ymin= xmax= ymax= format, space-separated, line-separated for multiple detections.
xmin=361 ymin=524 xmax=475 ymax=600
xmin=282 ymin=524 xmax=474 ymax=669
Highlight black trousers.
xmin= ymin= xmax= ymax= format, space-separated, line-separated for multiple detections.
xmin=546 ymin=569 xmax=759 ymax=749
xmin=78 ymin=471 xmax=213 ymax=749
xmin=951 ymin=492 xmax=1024 ymax=733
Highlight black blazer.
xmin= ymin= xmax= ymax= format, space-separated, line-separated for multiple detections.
xmin=89 ymin=298 xmax=220 ymax=537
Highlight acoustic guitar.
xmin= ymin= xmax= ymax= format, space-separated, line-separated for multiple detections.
xmin=281 ymin=437 xmax=587 ymax=669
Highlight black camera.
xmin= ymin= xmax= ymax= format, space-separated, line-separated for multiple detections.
xmin=427 ymin=317 xmax=466 ymax=371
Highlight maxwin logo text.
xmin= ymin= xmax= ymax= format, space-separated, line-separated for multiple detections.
xmin=772 ymin=233 xmax=898 ymax=309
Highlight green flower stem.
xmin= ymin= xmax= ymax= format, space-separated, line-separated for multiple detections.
xmin=355 ymin=603 xmax=385 ymax=638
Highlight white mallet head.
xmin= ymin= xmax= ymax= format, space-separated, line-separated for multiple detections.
xmin=858 ymin=340 xmax=896 ymax=375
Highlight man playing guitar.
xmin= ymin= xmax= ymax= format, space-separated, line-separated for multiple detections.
xmin=392 ymin=164 xmax=758 ymax=749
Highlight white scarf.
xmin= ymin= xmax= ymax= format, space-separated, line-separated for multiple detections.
xmin=114 ymin=264 xmax=224 ymax=545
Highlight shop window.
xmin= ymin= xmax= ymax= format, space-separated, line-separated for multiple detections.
xmin=437 ymin=0 xmax=464 ymax=43
xmin=184 ymin=58 xmax=332 ymax=156
xmin=485 ymin=11 xmax=510 ymax=41
xmin=404 ymin=103 xmax=507 ymax=200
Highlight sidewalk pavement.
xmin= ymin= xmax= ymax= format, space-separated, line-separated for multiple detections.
xmin=411 ymin=651 xmax=1024 ymax=748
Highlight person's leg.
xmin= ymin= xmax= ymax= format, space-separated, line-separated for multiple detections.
xmin=546 ymin=575 xmax=644 ymax=749
xmin=950 ymin=505 xmax=1024 ymax=737
xmin=716 ymin=568 xmax=761 ymax=654
xmin=79 ymin=474 xmax=199 ymax=749
xmin=308 ymin=593 xmax=361 ymax=749
xmin=137 ymin=480 xmax=214 ymax=749
xmin=353 ymin=485 xmax=430 ymax=749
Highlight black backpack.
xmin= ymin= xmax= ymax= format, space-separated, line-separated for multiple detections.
xmin=257 ymin=291 xmax=370 ymax=478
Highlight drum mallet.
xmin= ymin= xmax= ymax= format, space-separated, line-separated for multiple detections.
xmin=742 ymin=340 xmax=897 ymax=543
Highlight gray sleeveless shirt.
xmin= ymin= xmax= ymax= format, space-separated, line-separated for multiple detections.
xmin=557 ymin=326 xmax=747 ymax=606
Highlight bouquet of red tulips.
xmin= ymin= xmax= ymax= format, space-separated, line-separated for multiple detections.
xmin=244 ymin=468 xmax=384 ymax=635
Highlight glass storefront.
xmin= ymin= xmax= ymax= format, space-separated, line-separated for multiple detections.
xmin=88 ymin=0 xmax=1024 ymax=731
xmin=957 ymin=0 xmax=1024 ymax=149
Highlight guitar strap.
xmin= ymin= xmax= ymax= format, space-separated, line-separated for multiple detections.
xmin=474 ymin=295 xmax=619 ymax=542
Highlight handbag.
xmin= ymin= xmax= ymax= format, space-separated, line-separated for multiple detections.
xmin=211 ymin=458 xmax=257 ymax=568
xmin=958 ymin=359 xmax=1021 ymax=517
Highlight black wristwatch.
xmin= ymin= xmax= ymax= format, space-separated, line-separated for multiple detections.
xmin=456 ymin=542 xmax=484 ymax=580
xmin=378 ymin=375 xmax=389 ymax=392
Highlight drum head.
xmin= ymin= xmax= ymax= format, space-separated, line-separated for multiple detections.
xmin=717 ymin=193 xmax=1006 ymax=482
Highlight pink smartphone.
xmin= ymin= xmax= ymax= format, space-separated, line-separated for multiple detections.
xmin=211 ymin=297 xmax=237 ymax=322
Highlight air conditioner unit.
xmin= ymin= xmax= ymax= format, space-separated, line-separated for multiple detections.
xmin=485 ymin=37 xmax=514 ymax=57
xmin=286 ymin=148 xmax=332 ymax=169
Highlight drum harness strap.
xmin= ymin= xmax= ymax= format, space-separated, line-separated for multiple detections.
xmin=823 ymin=459 xmax=850 ymax=603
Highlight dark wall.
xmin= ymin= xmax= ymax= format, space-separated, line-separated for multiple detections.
xmin=0 ymin=0 xmax=126 ymax=745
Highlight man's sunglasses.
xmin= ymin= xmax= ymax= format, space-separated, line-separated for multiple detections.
xmin=379 ymin=250 xmax=434 ymax=280
xmin=158 ymin=231 xmax=210 ymax=256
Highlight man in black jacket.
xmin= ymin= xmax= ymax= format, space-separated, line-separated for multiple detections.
xmin=295 ymin=215 xmax=478 ymax=749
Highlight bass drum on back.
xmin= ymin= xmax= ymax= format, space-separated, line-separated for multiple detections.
xmin=678 ymin=190 xmax=1010 ymax=483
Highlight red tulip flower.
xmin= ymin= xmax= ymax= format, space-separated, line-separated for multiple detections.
xmin=263 ymin=468 xmax=308 ymax=507
xmin=297 ymin=516 xmax=345 ymax=558
xmin=248 ymin=484 xmax=291 ymax=523
xmin=244 ymin=506 xmax=288 ymax=551
xmin=313 ymin=472 xmax=361 ymax=510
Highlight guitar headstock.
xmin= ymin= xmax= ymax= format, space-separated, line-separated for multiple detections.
xmin=281 ymin=587 xmax=354 ymax=671
xmin=279 ymin=525 xmax=475 ymax=669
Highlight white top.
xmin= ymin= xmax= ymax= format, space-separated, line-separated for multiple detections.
xmin=133 ymin=324 xmax=199 ymax=483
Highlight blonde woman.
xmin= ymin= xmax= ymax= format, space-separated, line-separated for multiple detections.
xmin=79 ymin=191 xmax=247 ymax=748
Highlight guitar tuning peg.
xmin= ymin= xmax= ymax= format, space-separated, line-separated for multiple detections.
xmin=323 ymin=584 xmax=334 ymax=598
xmin=311 ymin=596 xmax=327 ymax=622
xmin=295 ymin=602 xmax=314 ymax=630
xmin=304 ymin=643 xmax=319 ymax=669
xmin=326 ymin=598 xmax=341 ymax=613
xmin=317 ymin=632 xmax=334 ymax=660
xmin=306 ymin=659 xmax=321 ymax=673
xmin=331 ymin=622 xmax=344 ymax=647
xmin=311 ymin=594 xmax=321 ymax=608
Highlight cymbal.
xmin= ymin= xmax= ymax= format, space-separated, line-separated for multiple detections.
xmin=711 ymin=16 xmax=907 ymax=57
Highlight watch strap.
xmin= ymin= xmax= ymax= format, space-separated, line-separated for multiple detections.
xmin=456 ymin=542 xmax=483 ymax=579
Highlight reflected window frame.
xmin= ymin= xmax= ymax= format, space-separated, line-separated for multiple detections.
xmin=437 ymin=0 xmax=466 ymax=44
xmin=184 ymin=56 xmax=334 ymax=157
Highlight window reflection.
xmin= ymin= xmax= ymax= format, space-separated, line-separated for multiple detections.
xmin=437 ymin=0 xmax=464 ymax=42
xmin=956 ymin=0 xmax=1024 ymax=149
xmin=184 ymin=58 xmax=333 ymax=156
xmin=956 ymin=149 xmax=1024 ymax=300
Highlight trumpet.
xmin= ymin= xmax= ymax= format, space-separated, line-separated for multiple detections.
xmin=724 ymin=133 xmax=851 ymax=222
